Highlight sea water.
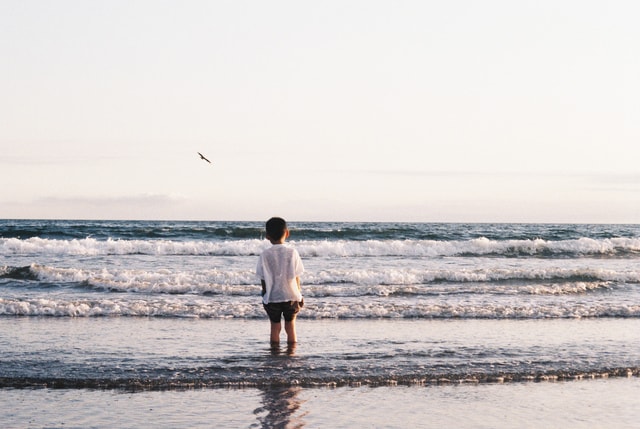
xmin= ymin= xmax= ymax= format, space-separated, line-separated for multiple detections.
xmin=1 ymin=220 xmax=639 ymax=427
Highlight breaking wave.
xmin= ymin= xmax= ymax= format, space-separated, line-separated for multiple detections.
xmin=2 ymin=264 xmax=639 ymax=295
xmin=2 ymin=295 xmax=639 ymax=319
xmin=3 ymin=236 xmax=640 ymax=258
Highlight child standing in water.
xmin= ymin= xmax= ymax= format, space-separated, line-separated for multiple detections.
xmin=256 ymin=217 xmax=304 ymax=344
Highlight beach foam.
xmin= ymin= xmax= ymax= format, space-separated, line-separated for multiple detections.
xmin=3 ymin=236 xmax=640 ymax=257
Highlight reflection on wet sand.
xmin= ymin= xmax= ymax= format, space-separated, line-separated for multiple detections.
xmin=253 ymin=343 xmax=307 ymax=428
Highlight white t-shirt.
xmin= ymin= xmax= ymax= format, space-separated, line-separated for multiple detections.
xmin=256 ymin=244 xmax=304 ymax=304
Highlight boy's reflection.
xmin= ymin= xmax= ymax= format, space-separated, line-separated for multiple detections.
xmin=254 ymin=385 xmax=305 ymax=428
xmin=253 ymin=344 xmax=306 ymax=428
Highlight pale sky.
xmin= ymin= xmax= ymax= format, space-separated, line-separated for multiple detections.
xmin=2 ymin=0 xmax=639 ymax=223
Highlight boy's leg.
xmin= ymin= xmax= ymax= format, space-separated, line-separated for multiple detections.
xmin=284 ymin=319 xmax=297 ymax=344
xmin=270 ymin=321 xmax=282 ymax=343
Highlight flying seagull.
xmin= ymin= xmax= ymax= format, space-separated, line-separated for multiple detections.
xmin=197 ymin=152 xmax=212 ymax=164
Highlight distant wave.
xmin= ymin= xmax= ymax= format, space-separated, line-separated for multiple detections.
xmin=3 ymin=236 xmax=640 ymax=258
xmin=0 ymin=237 xmax=269 ymax=256
xmin=2 ymin=220 xmax=639 ymax=242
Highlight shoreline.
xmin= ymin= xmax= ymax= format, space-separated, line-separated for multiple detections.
xmin=2 ymin=369 xmax=639 ymax=391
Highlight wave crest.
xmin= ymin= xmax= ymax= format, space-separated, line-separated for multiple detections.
xmin=3 ymin=236 xmax=640 ymax=258
xmin=2 ymin=297 xmax=639 ymax=319
xmin=3 ymin=264 xmax=639 ymax=295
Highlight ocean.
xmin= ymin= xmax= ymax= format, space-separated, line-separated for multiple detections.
xmin=1 ymin=220 xmax=639 ymax=428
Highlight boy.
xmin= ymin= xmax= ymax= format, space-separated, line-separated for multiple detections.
xmin=256 ymin=217 xmax=304 ymax=344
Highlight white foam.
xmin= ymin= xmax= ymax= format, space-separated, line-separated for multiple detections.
xmin=0 ymin=297 xmax=263 ymax=318
xmin=18 ymin=264 xmax=640 ymax=296
xmin=29 ymin=264 xmax=258 ymax=294
xmin=0 ymin=237 xmax=269 ymax=257
xmin=3 ymin=236 xmax=640 ymax=257
xmin=2 ymin=297 xmax=639 ymax=319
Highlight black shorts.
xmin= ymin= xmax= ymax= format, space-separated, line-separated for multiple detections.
xmin=263 ymin=300 xmax=302 ymax=323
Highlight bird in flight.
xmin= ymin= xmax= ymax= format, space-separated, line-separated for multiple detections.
xmin=197 ymin=152 xmax=212 ymax=164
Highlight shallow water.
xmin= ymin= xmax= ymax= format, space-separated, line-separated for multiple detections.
xmin=1 ymin=318 xmax=638 ymax=388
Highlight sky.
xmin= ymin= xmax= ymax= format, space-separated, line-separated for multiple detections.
xmin=1 ymin=0 xmax=640 ymax=223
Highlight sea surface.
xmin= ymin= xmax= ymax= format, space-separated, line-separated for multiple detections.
xmin=1 ymin=220 xmax=639 ymax=427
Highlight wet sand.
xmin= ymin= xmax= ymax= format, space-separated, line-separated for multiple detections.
xmin=2 ymin=376 xmax=639 ymax=428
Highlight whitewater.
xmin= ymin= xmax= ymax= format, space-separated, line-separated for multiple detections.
xmin=2 ymin=220 xmax=640 ymax=320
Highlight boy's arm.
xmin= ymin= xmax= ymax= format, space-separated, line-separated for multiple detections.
xmin=296 ymin=276 xmax=303 ymax=307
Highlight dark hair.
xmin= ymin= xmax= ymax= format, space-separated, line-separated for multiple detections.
xmin=265 ymin=217 xmax=287 ymax=241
